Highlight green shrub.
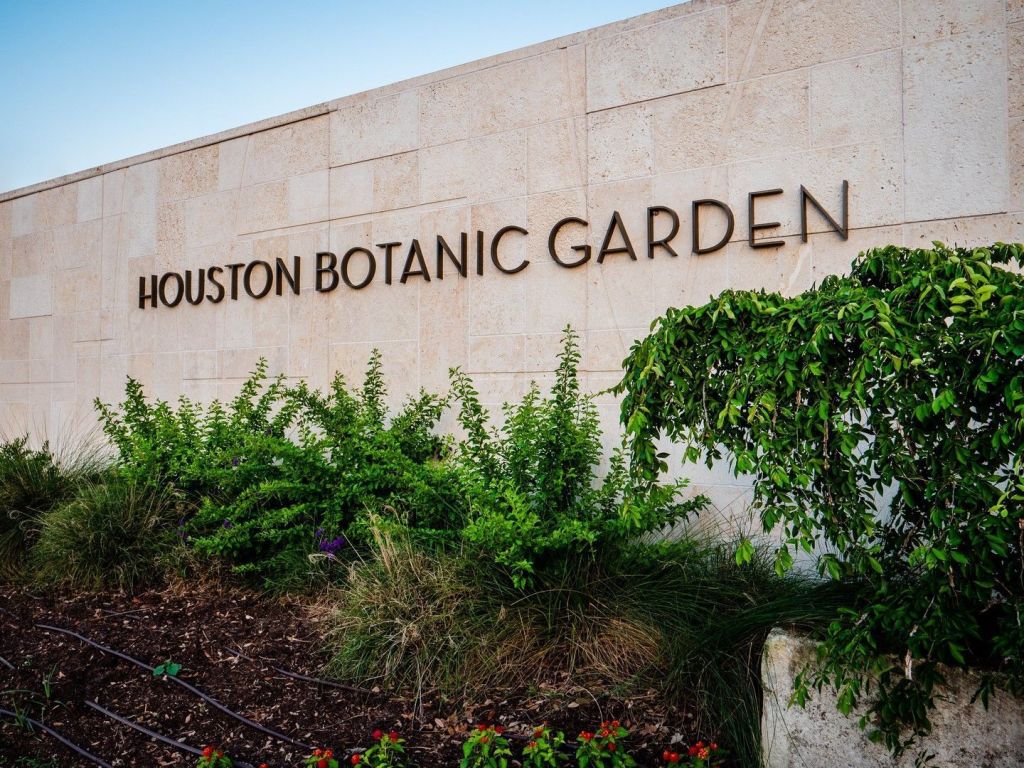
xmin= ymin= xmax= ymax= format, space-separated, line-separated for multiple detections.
xmin=95 ymin=358 xmax=295 ymax=502
xmin=617 ymin=241 xmax=1024 ymax=754
xmin=187 ymin=352 xmax=463 ymax=588
xmin=0 ymin=436 xmax=99 ymax=577
xmin=450 ymin=326 xmax=704 ymax=589
xmin=97 ymin=354 xmax=464 ymax=588
xmin=32 ymin=479 xmax=181 ymax=591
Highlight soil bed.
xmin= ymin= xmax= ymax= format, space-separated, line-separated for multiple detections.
xmin=0 ymin=583 xmax=700 ymax=767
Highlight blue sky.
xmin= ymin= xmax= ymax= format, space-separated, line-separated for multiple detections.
xmin=0 ymin=0 xmax=670 ymax=192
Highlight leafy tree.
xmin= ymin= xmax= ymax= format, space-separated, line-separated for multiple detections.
xmin=616 ymin=242 xmax=1024 ymax=753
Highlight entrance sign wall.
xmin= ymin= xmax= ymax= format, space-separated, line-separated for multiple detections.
xmin=1 ymin=0 xmax=1021 ymax=524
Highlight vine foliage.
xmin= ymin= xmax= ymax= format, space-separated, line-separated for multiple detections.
xmin=616 ymin=242 xmax=1024 ymax=753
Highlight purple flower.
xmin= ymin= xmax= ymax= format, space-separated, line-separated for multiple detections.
xmin=315 ymin=528 xmax=325 ymax=539
xmin=231 ymin=457 xmax=240 ymax=467
xmin=222 ymin=519 xmax=234 ymax=529
xmin=318 ymin=535 xmax=346 ymax=556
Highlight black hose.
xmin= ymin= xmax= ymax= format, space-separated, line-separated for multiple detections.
xmin=0 ymin=707 xmax=113 ymax=768
xmin=172 ymin=675 xmax=312 ymax=749
xmin=85 ymin=700 xmax=256 ymax=768
xmin=224 ymin=646 xmax=372 ymax=695
xmin=36 ymin=623 xmax=151 ymax=671
xmin=36 ymin=623 xmax=312 ymax=750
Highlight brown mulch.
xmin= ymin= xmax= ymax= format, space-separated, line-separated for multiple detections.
xmin=0 ymin=581 xmax=701 ymax=767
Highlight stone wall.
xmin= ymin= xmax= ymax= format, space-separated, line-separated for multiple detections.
xmin=1 ymin=1 xmax=1022 ymax=521
xmin=761 ymin=630 xmax=1024 ymax=767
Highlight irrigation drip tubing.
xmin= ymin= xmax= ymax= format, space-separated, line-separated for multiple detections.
xmin=171 ymin=674 xmax=313 ymax=749
xmin=85 ymin=700 xmax=257 ymax=768
xmin=35 ymin=623 xmax=313 ymax=751
xmin=224 ymin=646 xmax=373 ymax=695
xmin=0 ymin=655 xmax=14 ymax=670
xmin=0 ymin=707 xmax=113 ymax=768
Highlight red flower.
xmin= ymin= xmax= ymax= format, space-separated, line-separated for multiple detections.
xmin=663 ymin=750 xmax=671 ymax=762
xmin=608 ymin=742 xmax=617 ymax=752
xmin=669 ymin=753 xmax=680 ymax=764
xmin=534 ymin=727 xmax=544 ymax=737
xmin=580 ymin=732 xmax=594 ymax=742
xmin=389 ymin=730 xmax=399 ymax=742
xmin=350 ymin=755 xmax=361 ymax=766
xmin=480 ymin=736 xmax=489 ymax=745
xmin=710 ymin=742 xmax=718 ymax=750
xmin=372 ymin=729 xmax=383 ymax=741
xmin=258 ymin=764 xmax=269 ymax=768
xmin=528 ymin=741 xmax=538 ymax=749
xmin=317 ymin=760 xmax=328 ymax=768
xmin=494 ymin=725 xmax=504 ymax=735
xmin=325 ymin=750 xmax=334 ymax=759
xmin=477 ymin=723 xmax=487 ymax=731
xmin=688 ymin=746 xmax=699 ymax=757
xmin=203 ymin=746 xmax=214 ymax=758
xmin=611 ymin=720 xmax=620 ymax=728
xmin=314 ymin=750 xmax=323 ymax=757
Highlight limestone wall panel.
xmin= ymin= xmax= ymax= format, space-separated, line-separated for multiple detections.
xmin=586 ymin=7 xmax=726 ymax=111
xmin=330 ymin=89 xmax=419 ymax=167
xmin=241 ymin=115 xmax=329 ymax=187
xmin=10 ymin=275 xmax=52 ymax=319
xmin=76 ymin=176 xmax=103 ymax=223
xmin=903 ymin=0 xmax=1006 ymax=44
xmin=158 ymin=145 xmax=219 ymax=203
xmin=1011 ymin=118 xmax=1024 ymax=211
xmin=419 ymin=48 xmax=580 ymax=147
xmin=903 ymin=30 xmax=1009 ymax=220
xmin=1009 ymin=21 xmax=1024 ymax=117
xmin=329 ymin=162 xmax=373 ymax=219
xmin=653 ymin=68 xmax=810 ymax=174
xmin=587 ymin=104 xmax=653 ymax=184
xmin=527 ymin=118 xmax=587 ymax=195
xmin=726 ymin=0 xmax=901 ymax=81
xmin=809 ymin=50 xmax=902 ymax=148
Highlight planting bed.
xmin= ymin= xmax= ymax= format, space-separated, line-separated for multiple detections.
xmin=0 ymin=582 xmax=696 ymax=767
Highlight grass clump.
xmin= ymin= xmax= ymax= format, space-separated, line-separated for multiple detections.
xmin=325 ymin=522 xmax=544 ymax=699
xmin=0 ymin=436 xmax=101 ymax=579
xmin=32 ymin=479 xmax=181 ymax=592
xmin=613 ymin=538 xmax=852 ymax=766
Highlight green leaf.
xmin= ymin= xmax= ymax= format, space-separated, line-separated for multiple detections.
xmin=948 ymin=642 xmax=966 ymax=666
xmin=735 ymin=538 xmax=755 ymax=566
